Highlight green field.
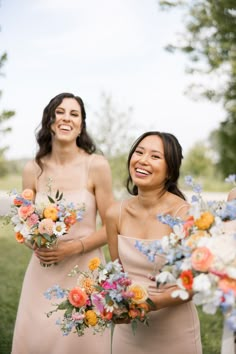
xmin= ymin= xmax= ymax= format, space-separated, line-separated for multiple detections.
xmin=0 ymin=221 xmax=223 ymax=354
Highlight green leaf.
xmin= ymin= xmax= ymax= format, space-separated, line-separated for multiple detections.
xmin=55 ymin=190 xmax=59 ymax=199
xmin=48 ymin=195 xmax=55 ymax=203
xmin=131 ymin=320 xmax=138 ymax=335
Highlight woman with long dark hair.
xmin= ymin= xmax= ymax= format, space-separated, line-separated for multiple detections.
xmin=11 ymin=92 xmax=114 ymax=354
xmin=106 ymin=131 xmax=202 ymax=354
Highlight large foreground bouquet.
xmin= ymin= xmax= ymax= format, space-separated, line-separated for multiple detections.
xmin=44 ymin=258 xmax=155 ymax=337
xmin=135 ymin=176 xmax=236 ymax=330
xmin=9 ymin=188 xmax=85 ymax=266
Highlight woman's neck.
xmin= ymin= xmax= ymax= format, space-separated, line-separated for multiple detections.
xmin=50 ymin=142 xmax=84 ymax=166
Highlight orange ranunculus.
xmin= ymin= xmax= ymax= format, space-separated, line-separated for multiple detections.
xmin=128 ymin=307 xmax=141 ymax=319
xmin=68 ymin=287 xmax=88 ymax=308
xmin=43 ymin=205 xmax=58 ymax=221
xmin=18 ymin=204 xmax=35 ymax=220
xmin=136 ymin=302 xmax=150 ymax=312
xmin=88 ymin=257 xmax=101 ymax=271
xmin=128 ymin=283 xmax=148 ymax=304
xmin=85 ymin=310 xmax=98 ymax=326
xmin=219 ymin=277 xmax=236 ymax=296
xmin=15 ymin=232 xmax=25 ymax=243
xmin=194 ymin=211 xmax=214 ymax=230
xmin=180 ymin=270 xmax=194 ymax=290
xmin=22 ymin=189 xmax=34 ymax=201
xmin=191 ymin=247 xmax=214 ymax=272
xmin=13 ymin=197 xmax=23 ymax=206
xmin=64 ymin=214 xmax=77 ymax=227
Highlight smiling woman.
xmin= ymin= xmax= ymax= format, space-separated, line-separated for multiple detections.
xmin=11 ymin=92 xmax=114 ymax=354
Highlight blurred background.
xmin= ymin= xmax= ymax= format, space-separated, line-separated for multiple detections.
xmin=0 ymin=1 xmax=235 ymax=353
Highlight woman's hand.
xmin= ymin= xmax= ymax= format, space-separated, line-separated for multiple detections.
xmin=34 ymin=240 xmax=74 ymax=265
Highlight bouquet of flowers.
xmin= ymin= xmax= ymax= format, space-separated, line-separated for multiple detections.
xmin=44 ymin=257 xmax=155 ymax=338
xmin=135 ymin=176 xmax=236 ymax=331
xmin=9 ymin=188 xmax=85 ymax=266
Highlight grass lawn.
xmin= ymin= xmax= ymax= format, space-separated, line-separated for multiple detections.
xmin=0 ymin=223 xmax=223 ymax=354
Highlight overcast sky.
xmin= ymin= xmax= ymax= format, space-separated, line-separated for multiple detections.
xmin=1 ymin=0 xmax=224 ymax=160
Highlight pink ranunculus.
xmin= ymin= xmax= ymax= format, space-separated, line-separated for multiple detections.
xmin=191 ymin=247 xmax=214 ymax=272
xmin=101 ymin=281 xmax=117 ymax=290
xmin=18 ymin=204 xmax=35 ymax=220
xmin=26 ymin=213 xmax=39 ymax=227
xmin=68 ymin=287 xmax=88 ymax=308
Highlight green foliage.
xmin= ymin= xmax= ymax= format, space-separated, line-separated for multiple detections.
xmin=182 ymin=141 xmax=217 ymax=178
xmin=158 ymin=0 xmax=236 ymax=176
xmin=0 ymin=52 xmax=15 ymax=177
xmin=0 ymin=221 xmax=31 ymax=354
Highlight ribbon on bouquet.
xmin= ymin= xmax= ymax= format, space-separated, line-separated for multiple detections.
xmin=221 ymin=320 xmax=235 ymax=354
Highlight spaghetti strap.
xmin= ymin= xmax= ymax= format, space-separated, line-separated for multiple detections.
xmin=173 ymin=203 xmax=189 ymax=217
xmin=118 ymin=200 xmax=125 ymax=231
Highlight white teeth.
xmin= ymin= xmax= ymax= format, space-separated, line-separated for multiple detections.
xmin=59 ymin=125 xmax=72 ymax=131
xmin=136 ymin=168 xmax=150 ymax=175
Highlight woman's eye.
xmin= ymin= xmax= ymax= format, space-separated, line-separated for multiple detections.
xmin=55 ymin=110 xmax=63 ymax=114
xmin=135 ymin=150 xmax=142 ymax=155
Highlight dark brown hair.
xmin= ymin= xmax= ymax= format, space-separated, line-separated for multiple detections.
xmin=35 ymin=92 xmax=96 ymax=172
xmin=126 ymin=131 xmax=186 ymax=200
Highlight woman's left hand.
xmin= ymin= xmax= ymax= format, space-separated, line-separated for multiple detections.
xmin=34 ymin=240 xmax=73 ymax=265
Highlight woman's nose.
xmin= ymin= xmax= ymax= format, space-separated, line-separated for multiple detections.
xmin=139 ymin=154 xmax=149 ymax=164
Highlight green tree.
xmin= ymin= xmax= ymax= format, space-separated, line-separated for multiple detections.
xmin=0 ymin=52 xmax=15 ymax=176
xmin=90 ymin=92 xmax=135 ymax=193
xmin=159 ymin=0 xmax=236 ymax=175
xmin=181 ymin=141 xmax=216 ymax=178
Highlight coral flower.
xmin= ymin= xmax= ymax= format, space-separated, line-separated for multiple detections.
xmin=18 ymin=204 xmax=35 ymax=220
xmin=13 ymin=197 xmax=23 ymax=206
xmin=85 ymin=310 xmax=98 ymax=326
xmin=183 ymin=216 xmax=195 ymax=236
xmin=21 ymin=189 xmax=34 ymax=201
xmin=43 ymin=205 xmax=58 ymax=221
xmin=68 ymin=287 xmax=88 ymax=308
xmin=180 ymin=270 xmax=194 ymax=290
xmin=191 ymin=247 xmax=214 ymax=272
xmin=194 ymin=211 xmax=214 ymax=230
xmin=128 ymin=283 xmax=148 ymax=304
xmin=15 ymin=232 xmax=25 ymax=243
xmin=88 ymin=257 xmax=101 ymax=271
xmin=219 ymin=277 xmax=236 ymax=296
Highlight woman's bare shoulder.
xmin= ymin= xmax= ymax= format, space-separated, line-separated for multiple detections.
xmin=228 ymin=187 xmax=236 ymax=201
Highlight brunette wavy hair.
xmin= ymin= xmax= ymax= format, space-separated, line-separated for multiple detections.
xmin=35 ymin=92 xmax=96 ymax=172
xmin=126 ymin=131 xmax=186 ymax=200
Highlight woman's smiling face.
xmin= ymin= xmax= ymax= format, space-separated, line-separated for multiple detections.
xmin=129 ymin=134 xmax=168 ymax=190
xmin=51 ymin=98 xmax=82 ymax=142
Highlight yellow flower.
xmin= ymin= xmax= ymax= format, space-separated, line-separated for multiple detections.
xmin=194 ymin=211 xmax=214 ymax=230
xmin=128 ymin=283 xmax=148 ymax=304
xmin=43 ymin=205 xmax=58 ymax=221
xmin=85 ymin=310 xmax=98 ymax=326
xmin=88 ymin=257 xmax=101 ymax=271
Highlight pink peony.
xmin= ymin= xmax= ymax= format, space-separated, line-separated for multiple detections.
xmin=18 ymin=204 xmax=35 ymax=220
xmin=38 ymin=218 xmax=54 ymax=236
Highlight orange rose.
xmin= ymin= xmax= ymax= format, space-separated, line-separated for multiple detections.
xmin=127 ymin=283 xmax=148 ymax=304
xmin=43 ymin=205 xmax=58 ymax=221
xmin=22 ymin=189 xmax=34 ymax=201
xmin=88 ymin=257 xmax=101 ymax=271
xmin=194 ymin=211 xmax=214 ymax=230
xmin=15 ymin=232 xmax=25 ymax=243
xmin=68 ymin=287 xmax=88 ymax=308
xmin=191 ymin=247 xmax=214 ymax=272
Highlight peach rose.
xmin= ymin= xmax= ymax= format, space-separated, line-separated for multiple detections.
xmin=127 ymin=283 xmax=148 ymax=304
xmin=22 ymin=189 xmax=34 ymax=201
xmin=191 ymin=247 xmax=214 ymax=272
xmin=68 ymin=287 xmax=88 ymax=308
xmin=18 ymin=204 xmax=35 ymax=220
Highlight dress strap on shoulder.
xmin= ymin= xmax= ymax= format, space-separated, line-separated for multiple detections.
xmin=173 ymin=203 xmax=189 ymax=217
xmin=118 ymin=200 xmax=125 ymax=231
